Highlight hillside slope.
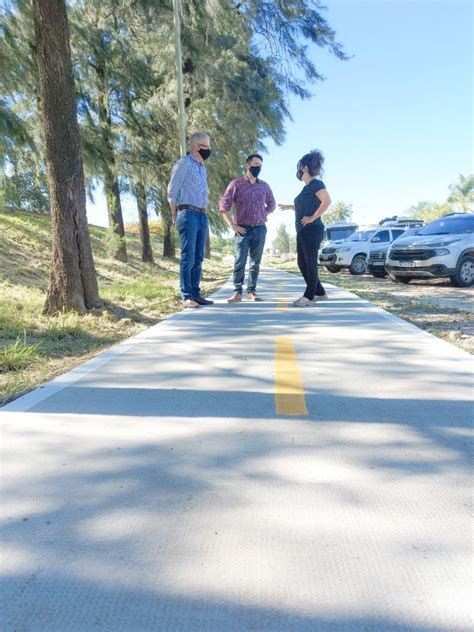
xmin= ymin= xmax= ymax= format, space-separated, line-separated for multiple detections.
xmin=0 ymin=210 xmax=230 ymax=405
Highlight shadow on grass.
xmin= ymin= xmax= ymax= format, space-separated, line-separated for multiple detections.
xmin=99 ymin=301 xmax=167 ymax=326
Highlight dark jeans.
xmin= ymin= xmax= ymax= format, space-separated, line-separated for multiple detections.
xmin=297 ymin=223 xmax=325 ymax=299
xmin=176 ymin=209 xmax=208 ymax=300
xmin=233 ymin=225 xmax=267 ymax=294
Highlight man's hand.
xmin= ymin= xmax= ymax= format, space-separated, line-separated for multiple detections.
xmin=232 ymin=223 xmax=247 ymax=235
xmin=170 ymin=202 xmax=177 ymax=226
xmin=301 ymin=214 xmax=317 ymax=226
xmin=278 ymin=203 xmax=294 ymax=211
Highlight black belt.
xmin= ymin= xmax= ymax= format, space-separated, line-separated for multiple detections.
xmin=177 ymin=204 xmax=206 ymax=213
xmin=240 ymin=223 xmax=265 ymax=227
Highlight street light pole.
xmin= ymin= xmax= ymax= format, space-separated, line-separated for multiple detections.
xmin=173 ymin=0 xmax=186 ymax=158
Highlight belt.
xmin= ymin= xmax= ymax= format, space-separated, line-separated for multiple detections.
xmin=240 ymin=223 xmax=265 ymax=227
xmin=177 ymin=204 xmax=206 ymax=213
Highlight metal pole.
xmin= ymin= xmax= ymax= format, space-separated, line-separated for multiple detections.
xmin=173 ymin=0 xmax=186 ymax=158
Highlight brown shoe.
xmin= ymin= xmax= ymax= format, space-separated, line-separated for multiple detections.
xmin=227 ymin=292 xmax=242 ymax=303
xmin=183 ymin=298 xmax=200 ymax=308
xmin=247 ymin=292 xmax=263 ymax=302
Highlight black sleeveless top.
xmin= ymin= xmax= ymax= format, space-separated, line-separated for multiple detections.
xmin=294 ymin=179 xmax=326 ymax=233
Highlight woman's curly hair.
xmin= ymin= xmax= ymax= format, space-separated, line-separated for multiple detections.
xmin=297 ymin=150 xmax=324 ymax=177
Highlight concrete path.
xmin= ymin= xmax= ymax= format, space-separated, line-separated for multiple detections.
xmin=1 ymin=268 xmax=472 ymax=632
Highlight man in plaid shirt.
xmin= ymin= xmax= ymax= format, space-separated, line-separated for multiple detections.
xmin=220 ymin=154 xmax=276 ymax=302
xmin=168 ymin=132 xmax=212 ymax=309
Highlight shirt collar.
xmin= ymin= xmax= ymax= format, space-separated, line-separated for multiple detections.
xmin=188 ymin=153 xmax=202 ymax=165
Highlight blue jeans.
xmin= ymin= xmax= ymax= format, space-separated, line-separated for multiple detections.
xmin=176 ymin=210 xmax=208 ymax=300
xmin=233 ymin=225 xmax=267 ymax=293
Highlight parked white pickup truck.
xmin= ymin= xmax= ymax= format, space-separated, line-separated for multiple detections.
xmin=319 ymin=227 xmax=407 ymax=275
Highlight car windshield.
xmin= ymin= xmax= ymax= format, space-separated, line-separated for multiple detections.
xmin=327 ymin=228 xmax=356 ymax=241
xmin=348 ymin=230 xmax=376 ymax=242
xmin=417 ymin=215 xmax=474 ymax=236
xmin=395 ymin=228 xmax=418 ymax=240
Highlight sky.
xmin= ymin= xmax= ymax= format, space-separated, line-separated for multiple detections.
xmin=86 ymin=0 xmax=473 ymax=245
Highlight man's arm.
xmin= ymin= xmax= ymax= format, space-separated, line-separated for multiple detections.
xmin=219 ymin=181 xmax=246 ymax=235
xmin=169 ymin=201 xmax=178 ymax=224
xmin=167 ymin=158 xmax=186 ymax=224
xmin=265 ymin=184 xmax=276 ymax=214
xmin=221 ymin=210 xmax=246 ymax=235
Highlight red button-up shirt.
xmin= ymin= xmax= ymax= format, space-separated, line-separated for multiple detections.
xmin=219 ymin=176 xmax=276 ymax=225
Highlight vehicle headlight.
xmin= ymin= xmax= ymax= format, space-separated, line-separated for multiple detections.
xmin=336 ymin=247 xmax=351 ymax=252
xmin=432 ymin=248 xmax=450 ymax=256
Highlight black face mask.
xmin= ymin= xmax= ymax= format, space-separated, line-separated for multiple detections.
xmin=198 ymin=148 xmax=211 ymax=160
xmin=296 ymin=168 xmax=304 ymax=181
xmin=249 ymin=166 xmax=261 ymax=178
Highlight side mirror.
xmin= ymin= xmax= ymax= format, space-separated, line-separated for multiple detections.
xmin=371 ymin=236 xmax=380 ymax=242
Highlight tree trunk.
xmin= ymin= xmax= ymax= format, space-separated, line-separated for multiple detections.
xmin=160 ymin=191 xmax=175 ymax=258
xmin=135 ymin=179 xmax=154 ymax=263
xmin=103 ymin=166 xmax=127 ymax=262
xmin=33 ymin=0 xmax=100 ymax=314
xmin=97 ymin=74 xmax=127 ymax=262
xmin=204 ymin=226 xmax=211 ymax=259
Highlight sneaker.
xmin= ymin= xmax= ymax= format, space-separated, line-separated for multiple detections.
xmin=194 ymin=296 xmax=214 ymax=305
xmin=292 ymin=296 xmax=314 ymax=307
xmin=247 ymin=292 xmax=263 ymax=302
xmin=183 ymin=299 xmax=200 ymax=308
xmin=314 ymin=294 xmax=328 ymax=302
xmin=227 ymin=292 xmax=242 ymax=303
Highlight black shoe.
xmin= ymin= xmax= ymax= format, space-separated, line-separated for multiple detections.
xmin=194 ymin=296 xmax=214 ymax=305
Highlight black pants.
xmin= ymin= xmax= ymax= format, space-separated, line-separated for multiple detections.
xmin=297 ymin=223 xmax=325 ymax=299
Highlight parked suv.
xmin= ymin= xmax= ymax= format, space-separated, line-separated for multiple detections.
xmin=385 ymin=213 xmax=474 ymax=287
xmin=320 ymin=227 xmax=406 ymax=275
xmin=367 ymin=228 xmax=420 ymax=278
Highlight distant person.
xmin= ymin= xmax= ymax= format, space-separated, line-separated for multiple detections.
xmin=168 ymin=132 xmax=213 ymax=308
xmin=278 ymin=149 xmax=331 ymax=306
xmin=220 ymin=154 xmax=276 ymax=303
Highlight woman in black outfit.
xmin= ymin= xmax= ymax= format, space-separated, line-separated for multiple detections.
xmin=279 ymin=150 xmax=331 ymax=306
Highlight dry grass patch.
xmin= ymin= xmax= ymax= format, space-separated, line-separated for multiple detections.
xmin=0 ymin=210 xmax=231 ymax=405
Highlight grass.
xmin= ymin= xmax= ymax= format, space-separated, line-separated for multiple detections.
xmin=0 ymin=209 xmax=231 ymax=406
xmin=0 ymin=333 xmax=42 ymax=372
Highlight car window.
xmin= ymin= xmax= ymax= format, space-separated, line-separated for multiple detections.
xmin=372 ymin=230 xmax=390 ymax=243
xmin=392 ymin=229 xmax=406 ymax=239
xmin=348 ymin=230 xmax=376 ymax=241
xmin=418 ymin=215 xmax=474 ymax=235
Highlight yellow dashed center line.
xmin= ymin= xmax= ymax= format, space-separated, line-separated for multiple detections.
xmin=274 ymin=336 xmax=308 ymax=416
xmin=276 ymin=284 xmax=287 ymax=310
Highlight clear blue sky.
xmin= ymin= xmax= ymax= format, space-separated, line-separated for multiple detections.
xmin=87 ymin=0 xmax=473 ymax=244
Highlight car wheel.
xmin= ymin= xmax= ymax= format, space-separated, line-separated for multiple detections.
xmin=349 ymin=254 xmax=367 ymax=275
xmin=324 ymin=265 xmax=341 ymax=273
xmin=392 ymin=276 xmax=412 ymax=284
xmin=371 ymin=270 xmax=388 ymax=278
xmin=450 ymin=254 xmax=474 ymax=287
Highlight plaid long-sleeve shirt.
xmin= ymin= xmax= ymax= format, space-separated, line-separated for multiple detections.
xmin=219 ymin=176 xmax=276 ymax=225
xmin=167 ymin=154 xmax=208 ymax=208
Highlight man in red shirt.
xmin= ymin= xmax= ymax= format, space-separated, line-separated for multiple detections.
xmin=220 ymin=154 xmax=276 ymax=303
